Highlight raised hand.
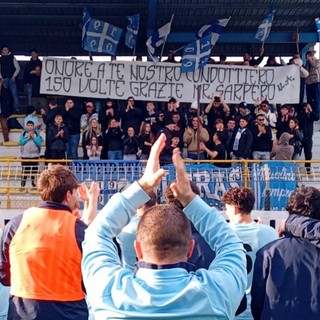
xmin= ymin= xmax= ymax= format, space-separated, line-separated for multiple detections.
xmin=170 ymin=148 xmax=196 ymax=207
xmin=79 ymin=181 xmax=100 ymax=225
xmin=138 ymin=133 xmax=166 ymax=193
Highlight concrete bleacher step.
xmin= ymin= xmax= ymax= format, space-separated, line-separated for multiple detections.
xmin=0 ymin=130 xmax=46 ymax=145
xmin=0 ymin=114 xmax=83 ymax=158
xmin=0 ymin=145 xmax=84 ymax=159
xmin=0 ymin=145 xmax=25 ymax=158
xmin=0 ymin=129 xmax=22 ymax=144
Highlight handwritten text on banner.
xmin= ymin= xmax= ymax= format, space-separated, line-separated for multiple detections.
xmin=40 ymin=57 xmax=300 ymax=104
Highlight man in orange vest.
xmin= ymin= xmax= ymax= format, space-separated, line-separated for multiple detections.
xmin=0 ymin=165 xmax=99 ymax=320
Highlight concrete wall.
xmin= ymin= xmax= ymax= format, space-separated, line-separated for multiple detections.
xmin=1 ymin=209 xmax=289 ymax=230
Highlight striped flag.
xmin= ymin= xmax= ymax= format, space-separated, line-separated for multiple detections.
xmin=125 ymin=14 xmax=140 ymax=49
xmin=181 ymin=34 xmax=212 ymax=73
xmin=316 ymin=18 xmax=320 ymax=42
xmin=146 ymin=17 xmax=173 ymax=63
xmin=83 ymin=19 xmax=123 ymax=55
xmin=81 ymin=7 xmax=91 ymax=49
xmin=255 ymin=5 xmax=276 ymax=42
xmin=196 ymin=17 xmax=230 ymax=46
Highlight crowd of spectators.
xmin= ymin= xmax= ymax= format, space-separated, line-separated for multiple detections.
xmin=32 ymin=91 xmax=320 ymax=172
xmin=2 ymin=136 xmax=320 ymax=319
xmin=1 ymin=30 xmax=320 ymax=320
xmin=0 ymin=46 xmax=319 ymax=172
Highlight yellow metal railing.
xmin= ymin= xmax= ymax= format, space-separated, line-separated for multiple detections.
xmin=0 ymin=158 xmax=320 ymax=209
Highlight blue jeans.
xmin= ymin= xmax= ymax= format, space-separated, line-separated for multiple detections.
xmin=292 ymin=152 xmax=300 ymax=160
xmin=108 ymin=150 xmax=123 ymax=160
xmin=123 ymin=154 xmax=137 ymax=160
xmin=187 ymin=152 xmax=205 ymax=160
xmin=3 ymin=78 xmax=20 ymax=112
xmin=252 ymin=151 xmax=270 ymax=160
xmin=67 ymin=134 xmax=80 ymax=159
xmin=26 ymin=83 xmax=32 ymax=105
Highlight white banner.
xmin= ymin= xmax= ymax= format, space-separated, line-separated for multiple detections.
xmin=40 ymin=57 xmax=300 ymax=104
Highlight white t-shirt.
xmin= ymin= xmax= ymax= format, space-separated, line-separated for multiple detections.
xmin=232 ymin=222 xmax=278 ymax=320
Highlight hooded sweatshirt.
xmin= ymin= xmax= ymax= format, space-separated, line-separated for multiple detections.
xmin=270 ymin=132 xmax=294 ymax=160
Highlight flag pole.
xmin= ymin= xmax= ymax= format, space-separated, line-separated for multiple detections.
xmin=173 ymin=45 xmax=186 ymax=54
xmin=160 ymin=14 xmax=175 ymax=62
xmin=295 ymin=25 xmax=299 ymax=53
xmin=196 ymin=85 xmax=201 ymax=162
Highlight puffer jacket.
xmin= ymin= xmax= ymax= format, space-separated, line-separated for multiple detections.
xmin=305 ymin=58 xmax=320 ymax=85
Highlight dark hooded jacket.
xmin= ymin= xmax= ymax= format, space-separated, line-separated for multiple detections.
xmin=252 ymin=214 xmax=320 ymax=320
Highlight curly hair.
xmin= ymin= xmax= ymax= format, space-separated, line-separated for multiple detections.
xmin=221 ymin=187 xmax=255 ymax=214
xmin=286 ymin=187 xmax=320 ymax=220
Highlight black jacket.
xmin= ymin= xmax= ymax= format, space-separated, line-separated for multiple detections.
xmin=120 ymin=105 xmax=143 ymax=134
xmin=251 ymin=125 xmax=273 ymax=152
xmin=230 ymin=127 xmax=253 ymax=159
xmin=98 ymin=106 xmax=120 ymax=134
xmin=23 ymin=58 xmax=42 ymax=84
xmin=47 ymin=122 xmax=69 ymax=151
xmin=62 ymin=105 xmax=81 ymax=135
xmin=298 ymin=109 xmax=320 ymax=141
xmin=252 ymin=214 xmax=320 ymax=320
xmin=104 ymin=127 xmax=123 ymax=151
xmin=123 ymin=135 xmax=139 ymax=155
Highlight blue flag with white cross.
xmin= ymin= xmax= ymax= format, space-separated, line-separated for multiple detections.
xmin=181 ymin=34 xmax=212 ymax=73
xmin=255 ymin=5 xmax=276 ymax=42
xmin=125 ymin=14 xmax=140 ymax=49
xmin=83 ymin=18 xmax=123 ymax=55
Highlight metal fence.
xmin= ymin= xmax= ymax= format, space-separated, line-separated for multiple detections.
xmin=0 ymin=158 xmax=320 ymax=210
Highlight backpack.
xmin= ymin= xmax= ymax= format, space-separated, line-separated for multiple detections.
xmin=8 ymin=117 xmax=23 ymax=131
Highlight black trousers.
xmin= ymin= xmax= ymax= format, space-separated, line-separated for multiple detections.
xmin=303 ymin=138 xmax=313 ymax=169
xmin=21 ymin=158 xmax=39 ymax=185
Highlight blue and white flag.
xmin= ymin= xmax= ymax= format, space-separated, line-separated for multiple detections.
xmin=146 ymin=17 xmax=173 ymax=63
xmin=196 ymin=17 xmax=230 ymax=46
xmin=181 ymin=34 xmax=212 ymax=73
xmin=251 ymin=161 xmax=297 ymax=211
xmin=125 ymin=14 xmax=140 ymax=49
xmin=83 ymin=19 xmax=123 ymax=55
xmin=81 ymin=7 xmax=91 ymax=49
xmin=316 ymin=18 xmax=320 ymax=42
xmin=255 ymin=5 xmax=276 ymax=42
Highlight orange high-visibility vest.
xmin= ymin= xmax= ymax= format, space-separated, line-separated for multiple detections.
xmin=9 ymin=207 xmax=85 ymax=301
